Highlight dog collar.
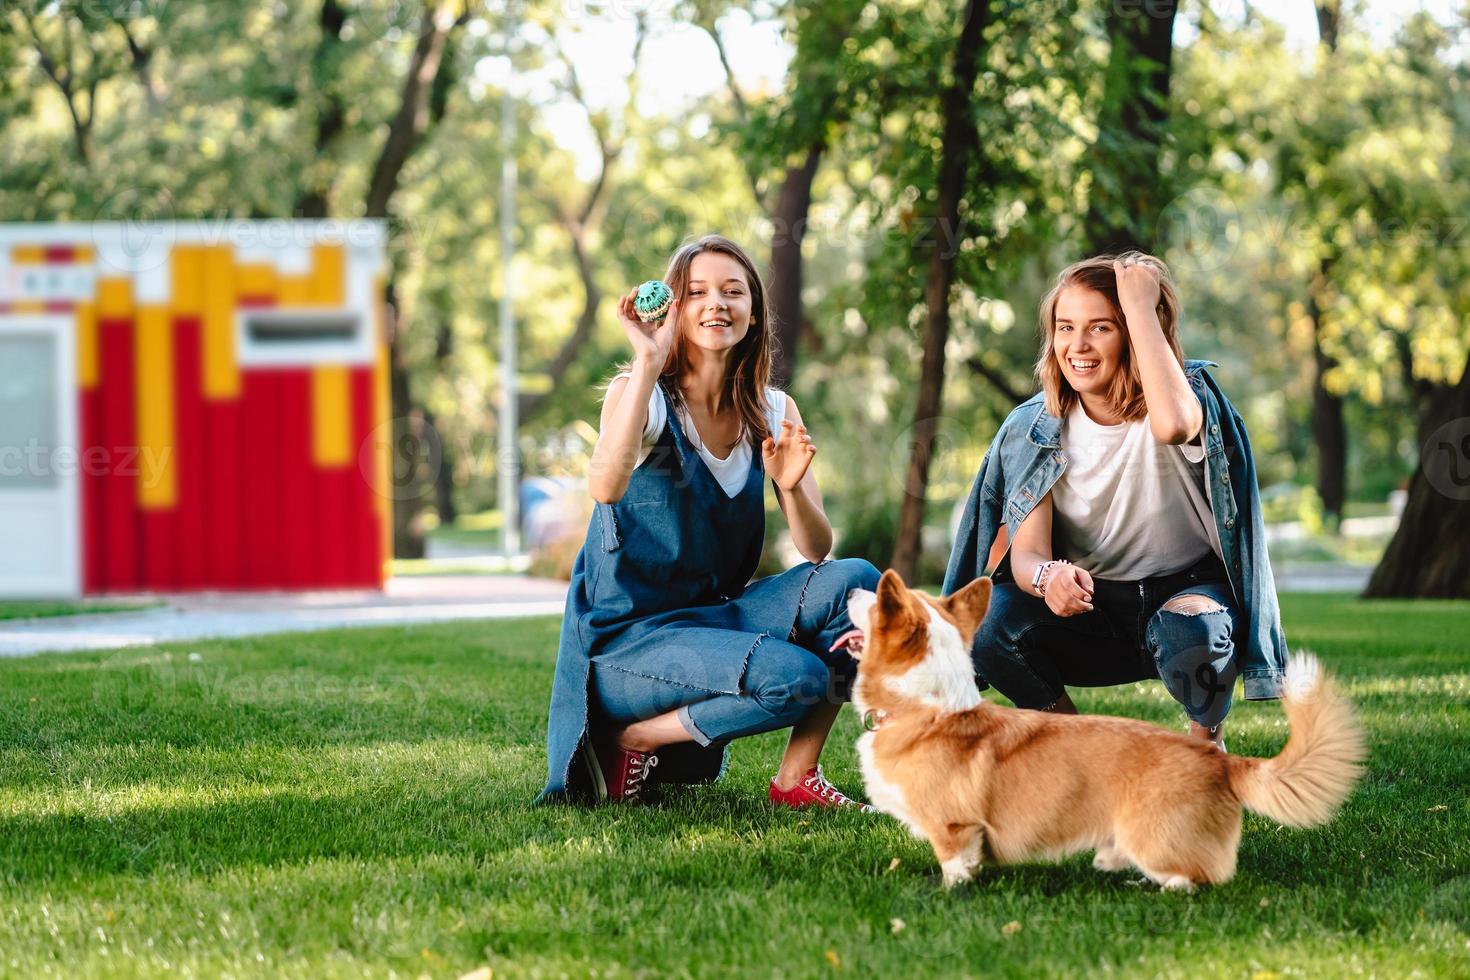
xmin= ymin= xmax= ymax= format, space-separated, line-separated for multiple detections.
xmin=862 ymin=708 xmax=891 ymax=732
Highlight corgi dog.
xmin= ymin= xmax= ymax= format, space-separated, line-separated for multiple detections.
xmin=845 ymin=570 xmax=1366 ymax=890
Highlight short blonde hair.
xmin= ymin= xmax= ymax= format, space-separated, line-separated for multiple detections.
xmin=1034 ymin=251 xmax=1185 ymax=421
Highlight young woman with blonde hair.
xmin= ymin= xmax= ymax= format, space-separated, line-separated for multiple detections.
xmin=944 ymin=252 xmax=1288 ymax=746
xmin=539 ymin=234 xmax=879 ymax=806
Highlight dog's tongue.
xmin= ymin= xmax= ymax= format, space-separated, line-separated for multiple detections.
xmin=829 ymin=629 xmax=865 ymax=655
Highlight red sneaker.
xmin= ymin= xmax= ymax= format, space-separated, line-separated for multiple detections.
xmin=769 ymin=765 xmax=876 ymax=812
xmin=584 ymin=735 xmax=659 ymax=803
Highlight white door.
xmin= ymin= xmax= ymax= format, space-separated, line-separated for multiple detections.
xmin=0 ymin=314 xmax=80 ymax=598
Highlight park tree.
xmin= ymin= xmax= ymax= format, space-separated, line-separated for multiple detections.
xmin=700 ymin=0 xmax=869 ymax=386
xmin=1083 ymin=0 xmax=1179 ymax=254
xmin=1360 ymin=13 xmax=1470 ymax=597
xmin=821 ymin=0 xmax=1103 ymax=581
xmin=889 ymin=0 xmax=988 ymax=583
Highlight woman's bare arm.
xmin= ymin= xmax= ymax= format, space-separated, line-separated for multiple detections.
xmin=1011 ymin=492 xmax=1093 ymax=616
xmin=1115 ymin=259 xmax=1203 ymax=445
xmin=768 ymin=395 xmax=833 ymax=563
xmin=588 ymin=289 xmax=679 ymax=504
xmin=589 ymin=364 xmax=659 ymax=504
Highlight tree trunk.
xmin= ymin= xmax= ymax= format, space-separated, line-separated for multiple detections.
xmin=705 ymin=3 xmax=851 ymax=389
xmin=1308 ymin=261 xmax=1346 ymax=528
xmin=429 ymin=313 xmax=458 ymax=525
xmin=295 ymin=0 xmax=349 ymax=218
xmin=1305 ymin=3 xmax=1346 ymax=529
xmin=365 ymin=4 xmax=461 ymax=219
xmin=1364 ymin=350 xmax=1470 ymax=598
xmin=890 ymin=0 xmax=988 ymax=582
xmin=115 ymin=19 xmax=166 ymax=110
xmin=768 ymin=139 xmax=824 ymax=387
xmin=361 ymin=4 xmax=466 ymax=559
xmin=387 ymin=284 xmax=430 ymax=560
xmin=1315 ymin=0 xmax=1341 ymax=50
xmin=1083 ymin=0 xmax=1178 ymax=255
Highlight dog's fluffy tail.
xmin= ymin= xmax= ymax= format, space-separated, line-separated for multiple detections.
xmin=1226 ymin=653 xmax=1366 ymax=828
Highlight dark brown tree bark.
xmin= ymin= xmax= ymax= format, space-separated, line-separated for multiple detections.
xmin=1315 ymin=0 xmax=1341 ymax=49
xmin=428 ymin=311 xmax=458 ymax=525
xmin=385 ymin=284 xmax=429 ymax=559
xmin=365 ymin=4 xmax=463 ymax=220
xmin=767 ymin=139 xmax=824 ymax=387
xmin=365 ymin=3 xmax=469 ymax=557
xmin=890 ymin=0 xmax=989 ymax=582
xmin=113 ymin=17 xmax=165 ymax=109
xmin=703 ymin=4 xmax=851 ymax=387
xmin=1308 ymin=258 xmax=1346 ymax=526
xmin=1364 ymin=350 xmax=1470 ymax=598
xmin=965 ymin=356 xmax=1029 ymax=405
xmin=295 ymin=0 xmax=349 ymax=218
xmin=1083 ymin=0 xmax=1178 ymax=254
xmin=1309 ymin=3 xmax=1347 ymax=528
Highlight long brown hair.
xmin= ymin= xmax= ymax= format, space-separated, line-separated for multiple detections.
xmin=655 ymin=234 xmax=776 ymax=450
xmin=1035 ymin=251 xmax=1185 ymax=421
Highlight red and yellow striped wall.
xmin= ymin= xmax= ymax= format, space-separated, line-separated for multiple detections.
xmin=4 ymin=241 xmax=391 ymax=593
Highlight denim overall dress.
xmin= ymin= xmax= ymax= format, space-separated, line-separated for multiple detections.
xmin=537 ymin=385 xmax=877 ymax=804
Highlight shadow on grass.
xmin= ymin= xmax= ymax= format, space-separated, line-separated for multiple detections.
xmin=0 ymin=766 xmax=1404 ymax=895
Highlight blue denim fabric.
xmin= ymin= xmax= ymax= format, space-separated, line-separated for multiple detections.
xmin=591 ymin=558 xmax=879 ymax=746
xmin=971 ymin=556 xmax=1238 ymax=726
xmin=537 ymin=382 xmax=878 ymax=805
xmin=942 ymin=360 xmax=1286 ymax=701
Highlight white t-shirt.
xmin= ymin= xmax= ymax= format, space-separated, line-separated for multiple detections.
xmin=1051 ymin=401 xmax=1222 ymax=580
xmin=613 ymin=375 xmax=787 ymax=498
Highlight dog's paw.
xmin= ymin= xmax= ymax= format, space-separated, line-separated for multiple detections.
xmin=940 ymin=857 xmax=980 ymax=889
xmin=940 ymin=870 xmax=974 ymax=890
xmin=1092 ymin=847 xmax=1131 ymax=873
xmin=1158 ymin=874 xmax=1197 ymax=893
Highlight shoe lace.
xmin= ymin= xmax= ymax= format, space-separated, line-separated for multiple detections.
xmin=624 ymin=752 xmax=658 ymax=798
xmin=803 ymin=766 xmax=852 ymax=805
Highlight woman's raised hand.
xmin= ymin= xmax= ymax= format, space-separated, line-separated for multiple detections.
xmin=617 ymin=287 xmax=678 ymax=367
xmin=1113 ymin=258 xmax=1161 ymax=317
xmin=1044 ymin=564 xmax=1095 ymax=618
xmin=762 ymin=419 xmax=816 ymax=492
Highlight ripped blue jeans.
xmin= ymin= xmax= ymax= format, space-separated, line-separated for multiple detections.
xmin=590 ymin=558 xmax=880 ymax=747
xmin=971 ymin=555 xmax=1238 ymax=727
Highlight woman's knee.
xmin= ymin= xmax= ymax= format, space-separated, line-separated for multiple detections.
xmin=1149 ymin=597 xmax=1235 ymax=667
xmin=744 ymin=642 xmax=831 ymax=719
xmin=1150 ymin=598 xmax=1238 ymax=723
xmin=813 ymin=557 xmax=881 ymax=600
xmin=970 ymin=582 xmax=1035 ymax=669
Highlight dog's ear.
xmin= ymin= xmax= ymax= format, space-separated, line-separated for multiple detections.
xmin=875 ymin=568 xmax=918 ymax=628
xmin=945 ymin=576 xmax=993 ymax=641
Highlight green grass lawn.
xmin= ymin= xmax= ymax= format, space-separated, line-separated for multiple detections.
xmin=1 ymin=595 xmax=1467 ymax=978
xmin=0 ymin=599 xmax=162 ymax=622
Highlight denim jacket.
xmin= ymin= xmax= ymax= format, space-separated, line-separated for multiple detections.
xmin=941 ymin=360 xmax=1286 ymax=700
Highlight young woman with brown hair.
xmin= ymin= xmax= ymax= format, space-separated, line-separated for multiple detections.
xmin=539 ymin=234 xmax=879 ymax=807
xmin=944 ymin=252 xmax=1289 ymax=748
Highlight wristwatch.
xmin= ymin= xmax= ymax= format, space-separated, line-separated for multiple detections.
xmin=1032 ymin=559 xmax=1070 ymax=597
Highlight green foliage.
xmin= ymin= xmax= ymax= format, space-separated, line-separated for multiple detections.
xmin=1 ymin=0 xmax=1464 ymax=546
xmin=1165 ymin=8 xmax=1469 ymax=499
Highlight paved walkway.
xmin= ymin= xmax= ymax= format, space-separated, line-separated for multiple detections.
xmin=1272 ymin=563 xmax=1372 ymax=593
xmin=0 ymin=576 xmax=569 ymax=657
xmin=2 ymin=561 xmax=1375 ymax=659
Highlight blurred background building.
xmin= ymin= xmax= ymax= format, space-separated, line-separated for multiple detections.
xmin=0 ymin=222 xmax=390 ymax=597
